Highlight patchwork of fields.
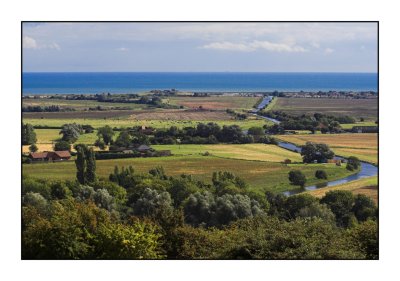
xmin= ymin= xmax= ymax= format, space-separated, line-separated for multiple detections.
xmin=277 ymin=133 xmax=378 ymax=164
xmin=270 ymin=97 xmax=378 ymax=120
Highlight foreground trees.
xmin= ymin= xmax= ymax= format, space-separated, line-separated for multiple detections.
xmin=22 ymin=199 xmax=163 ymax=259
xmin=22 ymin=165 xmax=378 ymax=259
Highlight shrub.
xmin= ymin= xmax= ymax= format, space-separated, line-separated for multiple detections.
xmin=346 ymin=156 xmax=361 ymax=171
xmin=54 ymin=140 xmax=71 ymax=151
xmin=288 ymin=170 xmax=307 ymax=187
xmin=315 ymin=170 xmax=328 ymax=180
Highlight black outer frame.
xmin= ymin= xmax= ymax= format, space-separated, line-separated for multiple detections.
xmin=20 ymin=20 xmax=379 ymax=260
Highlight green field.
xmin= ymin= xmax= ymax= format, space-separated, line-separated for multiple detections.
xmin=268 ymin=97 xmax=378 ymax=120
xmin=340 ymin=121 xmax=378 ymax=129
xmin=23 ymin=155 xmax=355 ymax=193
xmin=152 ymin=144 xmax=302 ymax=162
xmin=23 ymin=118 xmax=270 ymax=130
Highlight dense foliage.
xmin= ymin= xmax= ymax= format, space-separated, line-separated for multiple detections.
xmin=22 ymin=159 xmax=378 ymax=259
xmin=301 ymin=142 xmax=335 ymax=163
xmin=262 ymin=111 xmax=355 ymax=133
xmin=22 ymin=123 xmax=37 ymax=145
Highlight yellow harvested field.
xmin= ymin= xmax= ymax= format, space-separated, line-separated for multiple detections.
xmin=307 ymin=176 xmax=378 ymax=204
xmin=128 ymin=110 xmax=232 ymax=120
xmin=277 ymin=133 xmax=378 ymax=164
xmin=22 ymin=144 xmax=54 ymax=153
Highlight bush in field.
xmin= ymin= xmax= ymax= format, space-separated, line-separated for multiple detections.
xmin=29 ymin=144 xmax=38 ymax=152
xmin=248 ymin=126 xmax=265 ymax=136
xmin=54 ymin=140 xmax=71 ymax=151
xmin=288 ymin=170 xmax=307 ymax=187
xmin=94 ymin=139 xmax=106 ymax=150
xmin=346 ymin=156 xmax=361 ymax=171
xmin=315 ymin=170 xmax=328 ymax=180
xmin=60 ymin=123 xmax=83 ymax=143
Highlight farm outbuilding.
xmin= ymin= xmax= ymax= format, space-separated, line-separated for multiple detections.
xmin=29 ymin=151 xmax=72 ymax=162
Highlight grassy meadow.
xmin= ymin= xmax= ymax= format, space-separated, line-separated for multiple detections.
xmin=23 ymin=155 xmax=355 ymax=194
xmin=277 ymin=133 xmax=378 ymax=164
xmin=23 ymin=117 xmax=270 ymax=130
xmin=152 ymin=144 xmax=303 ymax=163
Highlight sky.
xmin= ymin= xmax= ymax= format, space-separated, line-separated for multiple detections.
xmin=22 ymin=22 xmax=378 ymax=72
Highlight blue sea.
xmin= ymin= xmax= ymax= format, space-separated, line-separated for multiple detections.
xmin=22 ymin=72 xmax=378 ymax=94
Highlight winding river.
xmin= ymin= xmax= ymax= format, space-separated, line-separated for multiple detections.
xmin=253 ymin=96 xmax=378 ymax=196
xmin=278 ymin=141 xmax=377 ymax=196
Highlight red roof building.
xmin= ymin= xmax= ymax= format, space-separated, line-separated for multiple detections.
xmin=29 ymin=151 xmax=71 ymax=161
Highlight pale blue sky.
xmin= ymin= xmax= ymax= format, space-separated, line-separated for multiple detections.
xmin=22 ymin=22 xmax=377 ymax=72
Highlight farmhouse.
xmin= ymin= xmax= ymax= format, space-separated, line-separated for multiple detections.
xmin=29 ymin=151 xmax=71 ymax=162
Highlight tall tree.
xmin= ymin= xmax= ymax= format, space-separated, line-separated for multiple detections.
xmin=22 ymin=123 xmax=37 ymax=145
xmin=85 ymin=147 xmax=97 ymax=183
xmin=75 ymin=146 xmax=86 ymax=184
xmin=97 ymin=125 xmax=115 ymax=145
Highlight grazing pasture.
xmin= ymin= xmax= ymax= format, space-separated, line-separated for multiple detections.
xmin=270 ymin=97 xmax=378 ymax=120
xmin=22 ymin=155 xmax=354 ymax=193
xmin=152 ymin=144 xmax=303 ymax=163
xmin=277 ymin=133 xmax=378 ymax=164
xmin=307 ymin=176 xmax=378 ymax=204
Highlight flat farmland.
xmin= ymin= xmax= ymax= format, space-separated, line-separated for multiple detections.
xmin=23 ymin=155 xmax=354 ymax=193
xmin=277 ymin=133 xmax=378 ymax=164
xmin=307 ymin=176 xmax=378 ymax=204
xmin=22 ymin=98 xmax=148 ymax=110
xmin=270 ymin=97 xmax=378 ymax=120
xmin=23 ymin=110 xmax=137 ymax=119
xmin=128 ymin=109 xmax=232 ymax=120
xmin=166 ymin=96 xmax=259 ymax=111
xmin=152 ymin=144 xmax=302 ymax=163
xmin=23 ymin=118 xmax=270 ymax=130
